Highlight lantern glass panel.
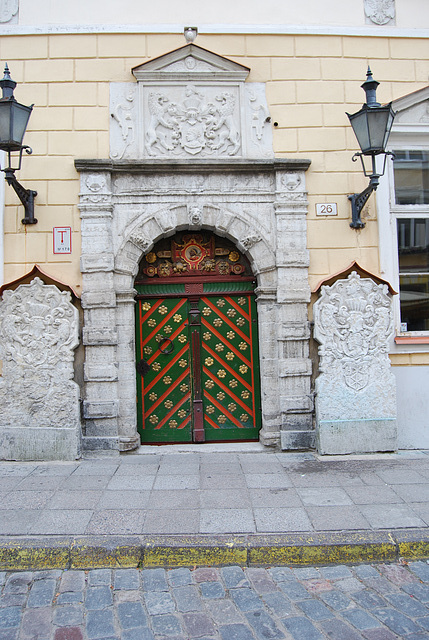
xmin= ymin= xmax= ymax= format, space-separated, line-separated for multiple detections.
xmin=349 ymin=110 xmax=370 ymax=154
xmin=0 ymin=101 xmax=13 ymax=148
xmin=11 ymin=102 xmax=32 ymax=147
xmin=367 ymin=108 xmax=391 ymax=153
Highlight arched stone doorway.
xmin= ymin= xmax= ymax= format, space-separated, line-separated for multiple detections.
xmin=135 ymin=231 xmax=261 ymax=443
xmin=76 ymin=158 xmax=313 ymax=455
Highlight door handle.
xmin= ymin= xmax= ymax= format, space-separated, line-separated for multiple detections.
xmin=158 ymin=335 xmax=175 ymax=355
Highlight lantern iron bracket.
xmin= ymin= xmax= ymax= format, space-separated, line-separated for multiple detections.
xmin=348 ymin=151 xmax=394 ymax=229
xmin=1 ymin=145 xmax=37 ymax=224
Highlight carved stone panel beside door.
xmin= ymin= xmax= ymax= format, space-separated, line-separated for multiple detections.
xmin=0 ymin=278 xmax=81 ymax=460
xmin=313 ymin=271 xmax=397 ymax=454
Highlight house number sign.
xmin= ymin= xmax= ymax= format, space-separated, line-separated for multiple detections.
xmin=53 ymin=227 xmax=72 ymax=254
xmin=316 ymin=203 xmax=338 ymax=216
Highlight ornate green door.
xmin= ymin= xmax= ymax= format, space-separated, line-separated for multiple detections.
xmin=135 ymin=232 xmax=261 ymax=443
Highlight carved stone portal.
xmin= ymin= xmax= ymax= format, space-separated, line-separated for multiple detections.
xmin=0 ymin=278 xmax=81 ymax=460
xmin=313 ymin=272 xmax=397 ymax=454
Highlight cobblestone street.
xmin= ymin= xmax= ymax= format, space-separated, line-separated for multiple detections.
xmin=2 ymin=561 xmax=429 ymax=640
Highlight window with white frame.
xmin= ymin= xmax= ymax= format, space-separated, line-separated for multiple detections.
xmin=392 ymin=150 xmax=429 ymax=332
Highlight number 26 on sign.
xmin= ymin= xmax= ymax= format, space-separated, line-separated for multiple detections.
xmin=316 ymin=203 xmax=337 ymax=216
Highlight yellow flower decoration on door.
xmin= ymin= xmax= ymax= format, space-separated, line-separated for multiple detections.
xmin=164 ymin=400 xmax=173 ymax=409
xmin=180 ymin=383 xmax=189 ymax=393
xmin=226 ymin=352 xmax=234 ymax=361
xmin=206 ymin=406 xmax=215 ymax=414
xmin=236 ymin=318 xmax=245 ymax=327
xmin=178 ymin=334 xmax=187 ymax=343
xmin=163 ymin=376 xmax=172 ymax=385
xmin=148 ymin=318 xmax=157 ymax=327
xmin=238 ymin=297 xmax=246 ymax=306
xmin=227 ymin=331 xmax=235 ymax=340
xmin=227 ymin=309 xmax=236 ymax=318
xmin=179 ymin=359 xmax=187 ymax=368
xmin=169 ymin=420 xmax=178 ymax=429
xmin=202 ymin=307 xmax=211 ymax=316
xmin=178 ymin=409 xmax=187 ymax=419
xmin=217 ymin=392 xmax=225 ymax=401
xmin=164 ymin=325 xmax=172 ymax=334
xmin=240 ymin=414 xmax=249 ymax=422
xmin=203 ymin=332 xmax=211 ymax=341
xmin=239 ymin=342 xmax=248 ymax=351
xmin=152 ymin=362 xmax=161 ymax=372
xmin=213 ymin=319 xmax=223 ymax=327
xmin=149 ymin=415 xmax=159 ymax=424
xmin=205 ymin=380 xmax=215 ymax=389
xmin=144 ymin=346 xmax=153 ymax=356
xmin=158 ymin=305 xmax=168 ymax=315
xmin=217 ymin=299 xmax=225 ymax=307
xmin=215 ymin=343 xmax=224 ymax=352
xmin=173 ymin=314 xmax=182 ymax=323
xmin=205 ymin=357 xmax=214 ymax=367
xmin=218 ymin=415 xmax=227 ymax=424
xmin=217 ymin=369 xmax=227 ymax=378
xmin=241 ymin=390 xmax=250 ymax=399
xmin=239 ymin=365 xmax=248 ymax=374
xmin=229 ymin=380 xmax=238 ymax=388
xmin=148 ymin=392 xmax=158 ymax=402
xmin=228 ymin=403 xmax=237 ymax=412
xmin=142 ymin=302 xmax=151 ymax=311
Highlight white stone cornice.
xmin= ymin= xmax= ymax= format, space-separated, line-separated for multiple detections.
xmin=1 ymin=23 xmax=428 ymax=38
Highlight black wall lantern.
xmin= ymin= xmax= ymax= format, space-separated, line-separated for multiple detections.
xmin=0 ymin=64 xmax=37 ymax=224
xmin=346 ymin=67 xmax=395 ymax=229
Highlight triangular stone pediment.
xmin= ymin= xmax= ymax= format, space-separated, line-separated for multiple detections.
xmin=132 ymin=44 xmax=250 ymax=83
xmin=392 ymin=86 xmax=429 ymax=126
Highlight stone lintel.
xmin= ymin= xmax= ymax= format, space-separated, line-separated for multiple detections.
xmin=75 ymin=158 xmax=311 ymax=175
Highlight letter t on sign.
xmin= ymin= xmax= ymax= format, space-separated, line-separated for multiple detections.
xmin=53 ymin=227 xmax=72 ymax=254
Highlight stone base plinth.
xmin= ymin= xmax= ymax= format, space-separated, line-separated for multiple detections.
xmin=0 ymin=427 xmax=80 ymax=461
xmin=281 ymin=429 xmax=316 ymax=450
xmin=317 ymin=419 xmax=397 ymax=455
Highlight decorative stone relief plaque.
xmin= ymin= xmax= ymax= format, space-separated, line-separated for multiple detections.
xmin=0 ymin=278 xmax=81 ymax=460
xmin=0 ymin=0 xmax=18 ymax=23
xmin=110 ymin=44 xmax=273 ymax=160
xmin=364 ymin=0 xmax=395 ymax=25
xmin=313 ymin=272 xmax=397 ymax=454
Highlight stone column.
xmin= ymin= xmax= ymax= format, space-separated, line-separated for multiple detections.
xmin=274 ymin=170 xmax=314 ymax=450
xmin=313 ymin=271 xmax=397 ymax=454
xmin=79 ymin=171 xmax=120 ymax=455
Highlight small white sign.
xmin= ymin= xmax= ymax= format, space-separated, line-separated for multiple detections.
xmin=316 ymin=203 xmax=337 ymax=216
xmin=53 ymin=227 xmax=72 ymax=254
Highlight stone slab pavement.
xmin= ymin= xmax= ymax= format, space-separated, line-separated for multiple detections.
xmin=2 ymin=560 xmax=429 ymax=639
xmin=1 ymin=445 xmax=429 ymax=569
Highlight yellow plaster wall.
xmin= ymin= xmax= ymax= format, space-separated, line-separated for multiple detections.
xmin=1 ymin=32 xmax=428 ymax=300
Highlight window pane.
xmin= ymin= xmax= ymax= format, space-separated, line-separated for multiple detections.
xmin=397 ymin=218 xmax=429 ymax=273
xmin=393 ymin=150 xmax=429 ymax=204
xmin=399 ymin=274 xmax=429 ymax=331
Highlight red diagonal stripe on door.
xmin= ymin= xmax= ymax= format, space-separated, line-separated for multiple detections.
xmin=201 ymin=298 xmax=249 ymax=342
xmin=202 ymin=366 xmax=252 ymax=414
xmin=204 ymin=391 xmax=249 ymax=429
xmin=202 ymin=337 xmax=251 ymax=369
